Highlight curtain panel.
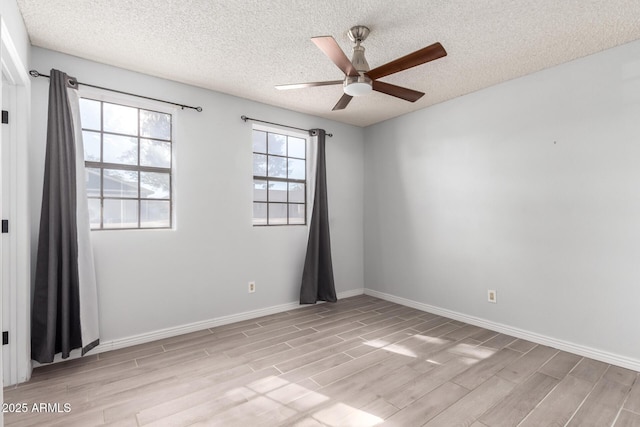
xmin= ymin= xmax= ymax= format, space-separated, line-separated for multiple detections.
xmin=31 ymin=69 xmax=100 ymax=363
xmin=300 ymin=129 xmax=337 ymax=304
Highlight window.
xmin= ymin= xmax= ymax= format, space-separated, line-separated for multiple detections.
xmin=79 ymin=98 xmax=173 ymax=230
xmin=252 ymin=128 xmax=306 ymax=226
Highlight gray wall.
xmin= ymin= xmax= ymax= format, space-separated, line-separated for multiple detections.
xmin=29 ymin=47 xmax=364 ymax=342
xmin=364 ymin=39 xmax=640 ymax=361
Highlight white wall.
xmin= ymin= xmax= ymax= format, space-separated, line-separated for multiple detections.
xmin=30 ymin=47 xmax=364 ymax=344
xmin=0 ymin=0 xmax=29 ymax=69
xmin=364 ymin=39 xmax=640 ymax=363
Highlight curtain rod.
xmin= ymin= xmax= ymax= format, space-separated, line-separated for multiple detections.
xmin=241 ymin=115 xmax=333 ymax=137
xmin=29 ymin=70 xmax=203 ymax=112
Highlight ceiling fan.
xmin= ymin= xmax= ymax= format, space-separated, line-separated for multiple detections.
xmin=275 ymin=25 xmax=447 ymax=111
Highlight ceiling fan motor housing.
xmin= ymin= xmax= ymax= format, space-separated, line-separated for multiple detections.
xmin=344 ymin=27 xmax=372 ymax=96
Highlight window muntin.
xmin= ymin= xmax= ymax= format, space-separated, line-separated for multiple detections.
xmin=80 ymin=98 xmax=173 ymax=230
xmin=252 ymin=129 xmax=306 ymax=226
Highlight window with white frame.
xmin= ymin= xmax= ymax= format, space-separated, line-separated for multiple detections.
xmin=252 ymin=128 xmax=307 ymax=226
xmin=79 ymin=97 xmax=173 ymax=230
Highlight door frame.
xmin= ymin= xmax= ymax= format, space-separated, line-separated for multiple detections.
xmin=1 ymin=15 xmax=32 ymax=386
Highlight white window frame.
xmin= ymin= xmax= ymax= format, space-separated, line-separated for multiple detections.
xmin=251 ymin=124 xmax=310 ymax=227
xmin=78 ymin=87 xmax=177 ymax=230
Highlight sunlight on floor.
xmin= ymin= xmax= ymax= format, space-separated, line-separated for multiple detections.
xmin=363 ymin=339 xmax=418 ymax=358
xmin=379 ymin=343 xmax=417 ymax=358
xmin=239 ymin=374 xmax=384 ymax=426
xmin=313 ymin=402 xmax=383 ymax=426
xmin=221 ymin=328 xmax=500 ymax=425
xmin=448 ymin=342 xmax=496 ymax=360
xmin=412 ymin=334 xmax=449 ymax=344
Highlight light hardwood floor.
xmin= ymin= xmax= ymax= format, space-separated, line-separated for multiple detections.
xmin=3 ymin=295 xmax=640 ymax=426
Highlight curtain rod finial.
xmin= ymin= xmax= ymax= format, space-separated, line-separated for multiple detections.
xmin=196 ymin=107 xmax=203 ymax=112
xmin=29 ymin=70 xmax=40 ymax=77
xmin=241 ymin=115 xmax=248 ymax=122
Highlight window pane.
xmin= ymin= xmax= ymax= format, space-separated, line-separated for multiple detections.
xmin=253 ymin=202 xmax=267 ymax=225
xmin=254 ymin=179 xmax=267 ymax=202
xmin=268 ymin=203 xmax=287 ymax=225
xmin=104 ymin=169 xmax=138 ymax=198
xmin=103 ymin=199 xmax=138 ymax=229
xmin=86 ymin=167 xmax=101 ymax=197
xmin=253 ymin=130 xmax=267 ymax=153
xmin=251 ymin=130 xmax=307 ymax=227
xmin=289 ymin=204 xmax=305 ymax=224
xmin=253 ymin=153 xmax=267 ymax=177
xmin=268 ymin=133 xmax=286 ymax=155
xmin=83 ymin=131 xmax=101 ymax=162
xmin=268 ymin=181 xmax=287 ymax=202
xmin=268 ymin=155 xmax=287 ymax=178
xmin=80 ymin=99 xmax=101 ymax=131
xmin=140 ymin=200 xmax=170 ymax=228
xmin=288 ymin=137 xmax=305 ymax=159
xmin=289 ymin=182 xmax=305 ymax=203
xmin=140 ymin=139 xmax=171 ymax=168
xmin=288 ymin=158 xmax=305 ymax=180
xmin=103 ymin=102 xmax=138 ymax=135
xmin=140 ymin=172 xmax=170 ymax=199
xmin=140 ymin=110 xmax=171 ymax=140
xmin=104 ymin=134 xmax=138 ymax=165
xmin=80 ymin=98 xmax=174 ymax=231
xmin=88 ymin=198 xmax=101 ymax=229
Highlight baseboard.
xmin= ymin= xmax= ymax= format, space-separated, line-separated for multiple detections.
xmin=364 ymin=289 xmax=640 ymax=372
xmin=92 ymin=287 xmax=365 ymax=355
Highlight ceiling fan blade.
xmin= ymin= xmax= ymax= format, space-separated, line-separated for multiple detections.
xmin=366 ymin=42 xmax=447 ymax=80
xmin=372 ymin=80 xmax=425 ymax=102
xmin=332 ymin=93 xmax=353 ymax=111
xmin=312 ymin=36 xmax=359 ymax=77
xmin=275 ymin=80 xmax=343 ymax=90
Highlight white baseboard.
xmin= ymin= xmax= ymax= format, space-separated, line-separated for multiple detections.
xmin=364 ymin=289 xmax=640 ymax=372
xmin=92 ymin=287 xmax=365 ymax=355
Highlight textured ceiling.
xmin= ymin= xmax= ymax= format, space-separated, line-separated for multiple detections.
xmin=16 ymin=0 xmax=640 ymax=127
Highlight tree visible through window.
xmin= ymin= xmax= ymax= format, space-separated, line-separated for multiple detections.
xmin=252 ymin=129 xmax=306 ymax=226
xmin=80 ymin=98 xmax=173 ymax=229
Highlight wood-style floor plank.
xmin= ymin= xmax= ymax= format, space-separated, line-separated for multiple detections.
xmin=538 ymin=350 xmax=582 ymax=379
xmin=3 ymin=295 xmax=638 ymax=426
xmin=623 ymin=372 xmax=640 ymax=413
xmin=479 ymin=372 xmax=559 ymax=427
xmin=615 ymin=410 xmax=640 ymax=427
xmin=518 ymin=374 xmax=594 ymax=427
xmin=452 ymin=347 xmax=521 ymax=390
xmin=423 ymin=376 xmax=516 ymax=426
xmin=567 ymin=377 xmax=632 ymax=427
xmin=496 ymin=344 xmax=557 ymax=384
xmin=381 ymin=381 xmax=468 ymax=426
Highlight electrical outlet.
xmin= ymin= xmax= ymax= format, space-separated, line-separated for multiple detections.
xmin=248 ymin=281 xmax=256 ymax=293
xmin=488 ymin=289 xmax=497 ymax=303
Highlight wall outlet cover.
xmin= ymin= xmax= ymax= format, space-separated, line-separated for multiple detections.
xmin=488 ymin=289 xmax=497 ymax=303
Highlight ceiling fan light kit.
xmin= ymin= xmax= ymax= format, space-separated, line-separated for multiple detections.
xmin=344 ymin=74 xmax=372 ymax=96
xmin=276 ymin=25 xmax=447 ymax=111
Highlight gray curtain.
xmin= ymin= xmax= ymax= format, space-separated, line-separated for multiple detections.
xmin=300 ymin=129 xmax=337 ymax=304
xmin=31 ymin=69 xmax=100 ymax=363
